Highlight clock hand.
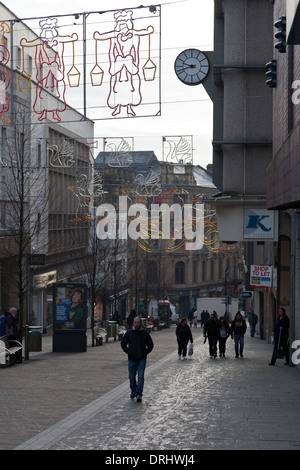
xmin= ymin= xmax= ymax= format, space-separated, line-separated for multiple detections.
xmin=176 ymin=65 xmax=196 ymax=73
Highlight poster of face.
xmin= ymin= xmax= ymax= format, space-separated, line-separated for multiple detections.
xmin=53 ymin=284 xmax=86 ymax=331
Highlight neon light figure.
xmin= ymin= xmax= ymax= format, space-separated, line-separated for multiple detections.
xmin=0 ymin=22 xmax=11 ymax=125
xmin=93 ymin=10 xmax=155 ymax=117
xmin=20 ymin=18 xmax=79 ymax=122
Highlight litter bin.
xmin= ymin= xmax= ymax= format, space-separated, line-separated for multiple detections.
xmin=26 ymin=326 xmax=42 ymax=352
xmin=107 ymin=321 xmax=118 ymax=341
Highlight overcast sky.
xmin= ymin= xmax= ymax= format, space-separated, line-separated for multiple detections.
xmin=6 ymin=0 xmax=214 ymax=167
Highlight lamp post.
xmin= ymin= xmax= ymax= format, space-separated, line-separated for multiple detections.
xmin=225 ymin=267 xmax=229 ymax=319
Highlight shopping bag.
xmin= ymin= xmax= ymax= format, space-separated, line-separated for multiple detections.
xmin=188 ymin=343 xmax=193 ymax=356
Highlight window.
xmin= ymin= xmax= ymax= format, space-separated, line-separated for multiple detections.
xmin=175 ymin=261 xmax=185 ymax=284
xmin=193 ymin=260 xmax=197 ymax=283
xmin=148 ymin=261 xmax=158 ymax=284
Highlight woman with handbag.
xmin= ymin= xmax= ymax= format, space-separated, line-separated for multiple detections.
xmin=269 ymin=307 xmax=290 ymax=366
xmin=176 ymin=318 xmax=193 ymax=360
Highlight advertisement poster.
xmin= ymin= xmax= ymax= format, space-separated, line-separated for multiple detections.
xmin=250 ymin=265 xmax=273 ymax=288
xmin=53 ymin=284 xmax=87 ymax=331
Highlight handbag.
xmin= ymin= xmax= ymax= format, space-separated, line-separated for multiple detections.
xmin=188 ymin=343 xmax=193 ymax=356
xmin=275 ymin=330 xmax=285 ymax=359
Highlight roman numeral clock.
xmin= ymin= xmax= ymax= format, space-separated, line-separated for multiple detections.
xmin=174 ymin=49 xmax=209 ymax=85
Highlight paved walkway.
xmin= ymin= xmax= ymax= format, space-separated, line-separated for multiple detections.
xmin=1 ymin=325 xmax=300 ymax=451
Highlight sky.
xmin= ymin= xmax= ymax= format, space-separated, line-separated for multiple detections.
xmin=6 ymin=0 xmax=214 ymax=168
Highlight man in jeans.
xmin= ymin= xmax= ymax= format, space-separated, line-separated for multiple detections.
xmin=121 ymin=316 xmax=154 ymax=402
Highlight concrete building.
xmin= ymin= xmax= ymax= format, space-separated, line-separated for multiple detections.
xmin=204 ymin=0 xmax=276 ymax=341
xmin=267 ymin=0 xmax=300 ymax=356
xmin=0 ymin=3 xmax=94 ymax=333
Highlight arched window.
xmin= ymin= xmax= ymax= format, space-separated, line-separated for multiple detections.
xmin=175 ymin=261 xmax=185 ymax=284
xmin=148 ymin=261 xmax=158 ymax=284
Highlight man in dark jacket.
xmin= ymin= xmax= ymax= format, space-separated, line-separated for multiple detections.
xmin=203 ymin=313 xmax=219 ymax=358
xmin=176 ymin=317 xmax=193 ymax=360
xmin=121 ymin=316 xmax=154 ymax=402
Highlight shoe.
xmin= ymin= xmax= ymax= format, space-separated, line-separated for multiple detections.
xmin=240 ymin=353 xmax=243 ymax=358
xmin=136 ymin=395 xmax=142 ymax=402
xmin=130 ymin=393 xmax=136 ymax=399
xmin=269 ymin=363 xmax=275 ymax=366
xmin=235 ymin=354 xmax=239 ymax=358
xmin=178 ymin=355 xmax=181 ymax=360
xmin=183 ymin=356 xmax=187 ymax=360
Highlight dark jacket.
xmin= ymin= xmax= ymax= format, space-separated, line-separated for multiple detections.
xmin=121 ymin=327 xmax=154 ymax=361
xmin=273 ymin=315 xmax=289 ymax=344
xmin=176 ymin=323 xmax=193 ymax=344
xmin=218 ymin=320 xmax=230 ymax=338
xmin=203 ymin=318 xmax=219 ymax=337
xmin=4 ymin=311 xmax=19 ymax=339
xmin=231 ymin=318 xmax=247 ymax=337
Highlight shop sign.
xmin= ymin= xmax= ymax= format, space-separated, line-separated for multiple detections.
xmin=250 ymin=265 xmax=273 ymax=287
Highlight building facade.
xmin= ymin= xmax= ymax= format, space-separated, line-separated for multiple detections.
xmin=0 ymin=3 xmax=94 ymax=333
xmin=267 ymin=0 xmax=300 ymax=355
xmin=205 ymin=0 xmax=277 ymax=341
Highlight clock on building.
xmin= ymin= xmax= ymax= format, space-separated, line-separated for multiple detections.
xmin=174 ymin=49 xmax=209 ymax=85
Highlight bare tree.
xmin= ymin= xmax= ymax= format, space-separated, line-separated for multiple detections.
xmin=0 ymin=107 xmax=49 ymax=339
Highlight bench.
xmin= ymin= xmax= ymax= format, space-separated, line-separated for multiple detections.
xmin=117 ymin=326 xmax=126 ymax=340
xmin=0 ymin=335 xmax=23 ymax=367
xmin=93 ymin=326 xmax=108 ymax=346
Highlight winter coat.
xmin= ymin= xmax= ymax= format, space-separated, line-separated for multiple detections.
xmin=273 ymin=315 xmax=289 ymax=344
xmin=231 ymin=318 xmax=247 ymax=337
xmin=4 ymin=312 xmax=19 ymax=339
xmin=203 ymin=318 xmax=219 ymax=337
xmin=176 ymin=323 xmax=193 ymax=345
xmin=121 ymin=327 xmax=154 ymax=361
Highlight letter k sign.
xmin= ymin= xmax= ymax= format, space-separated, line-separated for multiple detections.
xmin=246 ymin=215 xmax=271 ymax=232
xmin=244 ymin=209 xmax=274 ymax=239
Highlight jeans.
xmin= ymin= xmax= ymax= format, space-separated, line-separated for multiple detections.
xmin=234 ymin=335 xmax=244 ymax=356
xmin=128 ymin=358 xmax=146 ymax=397
xmin=249 ymin=324 xmax=256 ymax=337
xmin=208 ymin=336 xmax=218 ymax=357
xmin=219 ymin=337 xmax=227 ymax=355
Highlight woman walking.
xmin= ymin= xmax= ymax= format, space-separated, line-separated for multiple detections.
xmin=176 ymin=318 xmax=193 ymax=360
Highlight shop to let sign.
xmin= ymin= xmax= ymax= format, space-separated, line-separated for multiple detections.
xmin=250 ymin=265 xmax=273 ymax=287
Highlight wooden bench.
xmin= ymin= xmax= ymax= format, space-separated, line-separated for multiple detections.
xmin=94 ymin=326 xmax=108 ymax=346
xmin=0 ymin=335 xmax=23 ymax=367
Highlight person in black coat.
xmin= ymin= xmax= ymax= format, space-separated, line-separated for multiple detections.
xmin=121 ymin=316 xmax=154 ymax=401
xmin=218 ymin=316 xmax=230 ymax=357
xmin=203 ymin=313 xmax=219 ymax=358
xmin=231 ymin=312 xmax=247 ymax=358
xmin=269 ymin=307 xmax=290 ymax=366
xmin=176 ymin=317 xmax=193 ymax=360
xmin=126 ymin=309 xmax=136 ymax=330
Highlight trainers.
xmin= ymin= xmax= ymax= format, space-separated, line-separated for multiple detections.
xmin=136 ymin=395 xmax=142 ymax=402
xmin=183 ymin=356 xmax=187 ymax=360
xmin=130 ymin=393 xmax=136 ymax=399
xmin=178 ymin=355 xmax=181 ymax=360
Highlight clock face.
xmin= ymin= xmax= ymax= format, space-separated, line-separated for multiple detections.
xmin=174 ymin=49 xmax=209 ymax=86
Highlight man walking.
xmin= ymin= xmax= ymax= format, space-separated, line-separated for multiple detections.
xmin=248 ymin=310 xmax=258 ymax=337
xmin=203 ymin=313 xmax=219 ymax=358
xmin=121 ymin=316 xmax=154 ymax=402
